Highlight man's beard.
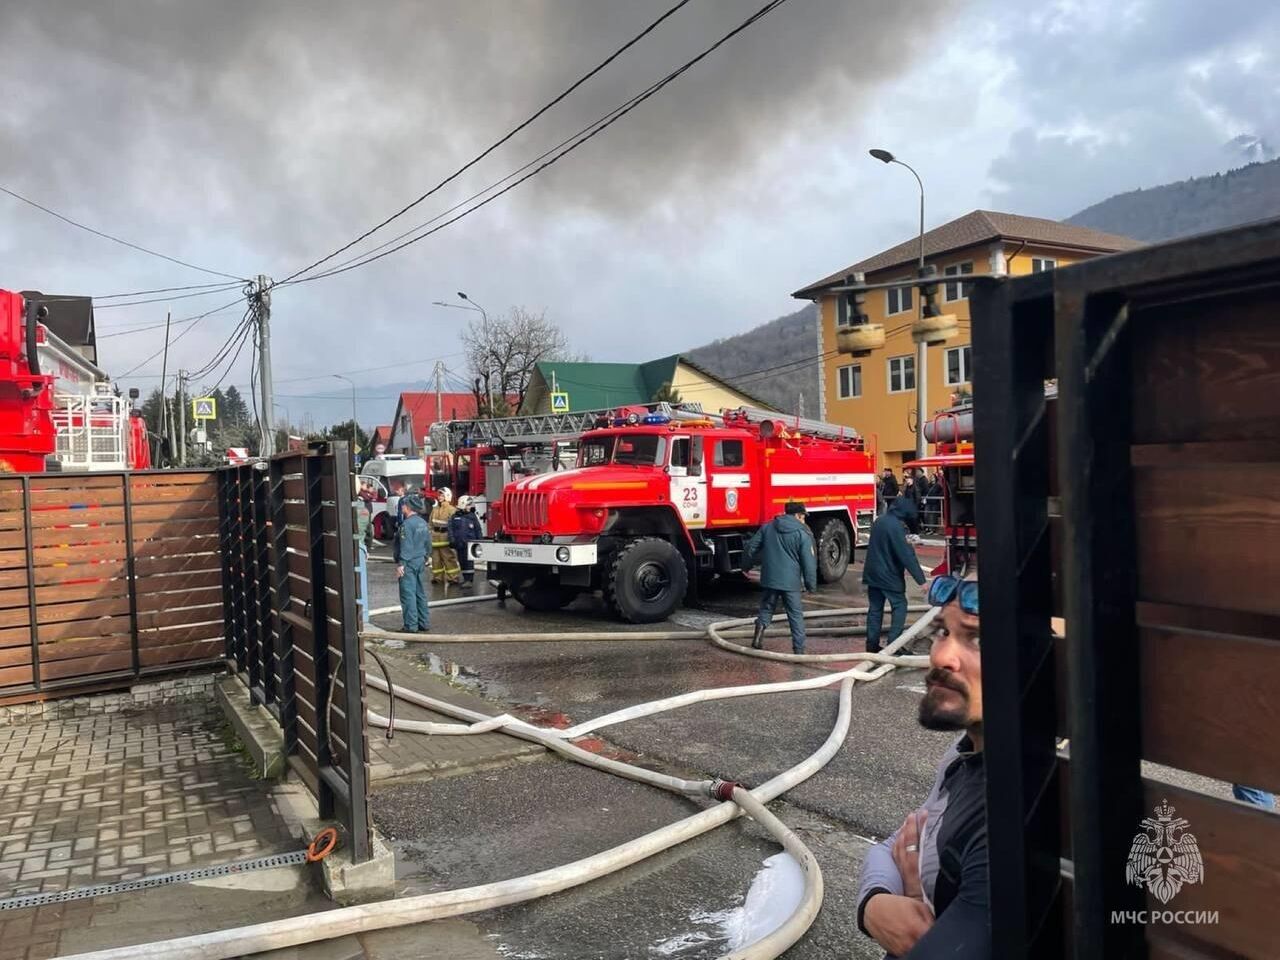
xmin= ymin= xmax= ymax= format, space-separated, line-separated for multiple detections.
xmin=918 ymin=668 xmax=970 ymax=731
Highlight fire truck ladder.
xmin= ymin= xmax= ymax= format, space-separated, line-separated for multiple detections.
xmin=670 ymin=405 xmax=863 ymax=444
xmin=431 ymin=401 xmax=705 ymax=449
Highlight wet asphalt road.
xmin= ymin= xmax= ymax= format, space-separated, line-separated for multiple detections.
xmin=364 ymin=547 xmax=948 ymax=958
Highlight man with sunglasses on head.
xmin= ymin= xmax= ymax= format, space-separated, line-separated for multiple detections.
xmin=856 ymin=575 xmax=988 ymax=958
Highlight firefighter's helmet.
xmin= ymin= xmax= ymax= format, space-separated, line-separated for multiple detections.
xmin=437 ymin=487 xmax=453 ymax=504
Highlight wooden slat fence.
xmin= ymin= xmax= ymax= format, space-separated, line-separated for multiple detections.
xmin=219 ymin=441 xmax=371 ymax=863
xmin=0 ymin=470 xmax=224 ymax=704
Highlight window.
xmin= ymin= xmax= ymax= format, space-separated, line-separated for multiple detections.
xmin=1031 ymin=257 xmax=1057 ymax=273
xmin=614 ymin=434 xmax=666 ymax=467
xmin=579 ymin=437 xmax=616 ymax=466
xmin=886 ymin=281 xmax=913 ymax=315
xmin=944 ymin=262 xmax=974 ymax=302
xmin=670 ymin=437 xmax=691 ymax=468
xmin=887 ymin=355 xmax=916 ymax=393
xmin=945 ymin=346 xmax=972 ymax=385
xmin=399 ymin=414 xmax=410 ymax=433
xmin=714 ymin=439 xmax=745 ymax=468
xmin=837 ymin=364 xmax=862 ymax=399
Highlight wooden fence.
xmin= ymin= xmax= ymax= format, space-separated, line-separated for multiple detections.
xmin=219 ymin=442 xmax=371 ymax=863
xmin=973 ymin=218 xmax=1280 ymax=958
xmin=0 ymin=470 xmax=223 ymax=704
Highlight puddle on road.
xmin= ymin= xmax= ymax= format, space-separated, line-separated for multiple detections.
xmin=420 ymin=651 xmax=531 ymax=704
xmin=650 ymin=852 xmax=806 ymax=956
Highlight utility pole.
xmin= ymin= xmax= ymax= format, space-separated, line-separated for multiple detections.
xmin=158 ymin=311 xmax=172 ymax=460
xmin=434 ymin=361 xmax=444 ymax=424
xmin=252 ymin=275 xmax=275 ymax=457
xmin=177 ymin=370 xmax=187 ymax=466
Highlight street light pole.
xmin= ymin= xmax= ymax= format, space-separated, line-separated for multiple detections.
xmin=457 ymin=291 xmax=495 ymax=416
xmin=333 ymin=374 xmax=358 ymax=450
xmin=271 ymin=401 xmax=289 ymax=441
xmin=870 ymin=148 xmax=928 ymax=460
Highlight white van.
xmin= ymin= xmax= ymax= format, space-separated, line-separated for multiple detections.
xmin=359 ymin=455 xmax=428 ymax=540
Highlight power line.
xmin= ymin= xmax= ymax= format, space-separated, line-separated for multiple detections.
xmin=94 ymin=282 xmax=243 ymax=309
xmin=94 ymin=281 xmax=240 ymax=299
xmin=271 ymin=351 xmax=466 ymax=385
xmin=185 ymin=309 xmax=255 ymax=382
xmin=273 ymin=0 xmax=695 ymax=287
xmin=117 ymin=294 xmax=251 ymax=378
xmin=284 ymin=0 xmax=793 ymax=288
xmin=98 ymin=314 xmax=209 ymax=339
xmin=205 ymin=321 xmax=255 ymax=393
xmin=0 ymin=184 xmax=246 ymax=281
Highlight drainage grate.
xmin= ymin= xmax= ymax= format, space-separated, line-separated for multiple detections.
xmin=0 ymin=849 xmax=310 ymax=911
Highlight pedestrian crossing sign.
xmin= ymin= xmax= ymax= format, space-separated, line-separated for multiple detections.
xmin=192 ymin=397 xmax=217 ymax=420
xmin=550 ymin=392 xmax=570 ymax=413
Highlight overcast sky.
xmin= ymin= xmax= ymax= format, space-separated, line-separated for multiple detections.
xmin=2 ymin=0 xmax=1277 ymax=428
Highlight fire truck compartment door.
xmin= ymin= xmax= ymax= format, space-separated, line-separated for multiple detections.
xmin=668 ymin=436 xmax=707 ymax=529
xmin=708 ymin=438 xmax=756 ymax=522
xmin=469 ymin=541 xmax=597 ymax=566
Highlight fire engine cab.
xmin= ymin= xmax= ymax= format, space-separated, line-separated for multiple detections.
xmin=472 ymin=406 xmax=875 ymax=623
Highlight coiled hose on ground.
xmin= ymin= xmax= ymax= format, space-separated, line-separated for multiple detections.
xmin=64 ymin=600 xmax=938 ymax=960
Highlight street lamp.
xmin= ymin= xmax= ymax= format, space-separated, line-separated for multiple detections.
xmin=271 ymin=400 xmax=289 ymax=434
xmin=456 ymin=291 xmax=496 ymax=415
xmin=332 ymin=374 xmax=358 ymax=450
xmin=869 ymin=147 xmax=928 ymax=459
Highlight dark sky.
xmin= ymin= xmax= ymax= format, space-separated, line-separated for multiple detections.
xmin=2 ymin=0 xmax=1277 ymax=427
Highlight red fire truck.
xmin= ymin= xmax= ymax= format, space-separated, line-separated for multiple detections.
xmin=0 ymin=289 xmax=151 ymax=472
xmin=904 ymin=404 xmax=976 ymax=577
xmin=471 ymin=406 xmax=876 ymax=623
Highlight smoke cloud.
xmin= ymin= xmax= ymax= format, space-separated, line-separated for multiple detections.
xmin=0 ymin=0 xmax=956 ymax=265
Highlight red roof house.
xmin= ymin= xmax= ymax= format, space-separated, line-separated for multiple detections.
xmin=388 ymin=392 xmax=481 ymax=454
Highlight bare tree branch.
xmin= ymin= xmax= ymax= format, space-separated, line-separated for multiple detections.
xmin=461 ymin=307 xmax=573 ymax=416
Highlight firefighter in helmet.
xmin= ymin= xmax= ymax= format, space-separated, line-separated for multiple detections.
xmin=430 ymin=488 xmax=462 ymax=585
xmin=449 ymin=495 xmax=484 ymax=589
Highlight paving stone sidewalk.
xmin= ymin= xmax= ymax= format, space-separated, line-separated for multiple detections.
xmin=364 ymin=645 xmax=544 ymax=784
xmin=0 ymin=699 xmax=300 ymax=960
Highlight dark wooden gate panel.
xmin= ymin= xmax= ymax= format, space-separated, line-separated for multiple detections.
xmin=218 ymin=442 xmax=370 ymax=862
xmin=974 ymin=219 xmax=1280 ymax=959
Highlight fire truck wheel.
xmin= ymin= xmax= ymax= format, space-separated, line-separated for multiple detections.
xmin=812 ymin=516 xmax=853 ymax=584
xmin=372 ymin=513 xmax=390 ymax=541
xmin=605 ymin=537 xmax=688 ymax=624
xmin=511 ymin=576 xmax=578 ymax=612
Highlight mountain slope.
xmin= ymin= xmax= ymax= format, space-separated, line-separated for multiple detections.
xmin=684 ymin=303 xmax=818 ymax=415
xmin=1067 ymin=157 xmax=1280 ymax=242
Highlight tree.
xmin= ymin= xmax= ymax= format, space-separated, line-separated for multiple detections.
xmin=327 ymin=420 xmax=370 ymax=452
xmin=139 ymin=387 xmax=165 ymax=438
xmin=651 ymin=381 xmax=682 ymax=405
xmin=462 ymin=306 xmax=573 ymax=416
xmin=223 ymin=385 xmax=250 ymax=426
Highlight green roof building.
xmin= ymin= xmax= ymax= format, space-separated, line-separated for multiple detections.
xmin=520 ymin=354 xmax=775 ymax=416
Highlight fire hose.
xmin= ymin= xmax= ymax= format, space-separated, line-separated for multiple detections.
xmin=64 ymin=605 xmax=939 ymax=960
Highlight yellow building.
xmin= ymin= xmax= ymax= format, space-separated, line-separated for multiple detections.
xmin=792 ymin=210 xmax=1139 ymax=469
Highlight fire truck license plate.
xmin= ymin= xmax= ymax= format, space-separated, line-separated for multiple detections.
xmin=470 ymin=542 xmax=598 ymax=566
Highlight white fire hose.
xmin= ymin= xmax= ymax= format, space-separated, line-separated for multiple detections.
xmin=65 ymin=604 xmax=939 ymax=960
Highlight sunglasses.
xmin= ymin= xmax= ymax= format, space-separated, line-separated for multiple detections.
xmin=928 ymin=575 xmax=979 ymax=615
